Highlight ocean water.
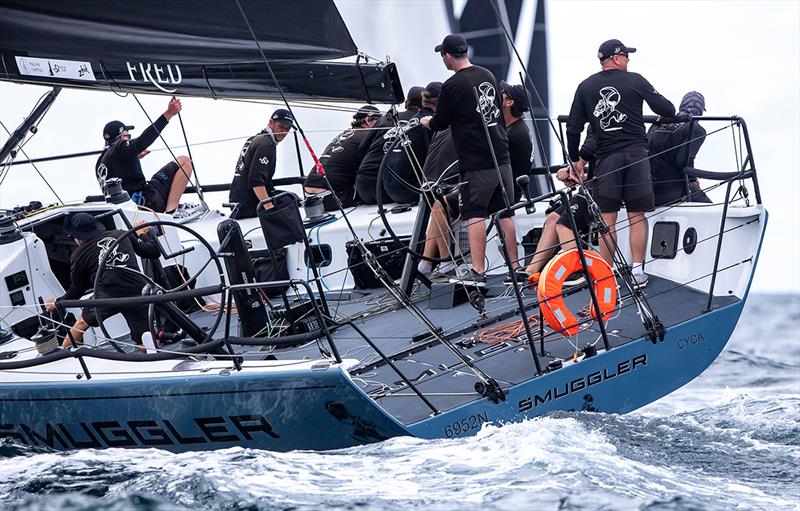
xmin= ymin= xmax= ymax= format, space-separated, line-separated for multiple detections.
xmin=1 ymin=294 xmax=798 ymax=511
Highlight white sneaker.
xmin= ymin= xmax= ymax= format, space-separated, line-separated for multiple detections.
xmin=631 ymin=270 xmax=649 ymax=289
xmin=172 ymin=203 xmax=205 ymax=223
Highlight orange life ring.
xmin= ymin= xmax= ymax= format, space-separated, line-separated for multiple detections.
xmin=536 ymin=249 xmax=617 ymax=336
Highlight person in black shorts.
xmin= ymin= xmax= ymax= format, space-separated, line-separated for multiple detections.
xmin=497 ymin=81 xmax=533 ymax=281
xmin=525 ymin=131 xmax=597 ymax=280
xmin=44 ymin=213 xmax=160 ymax=348
xmin=229 ymin=109 xmax=295 ymax=219
xmin=304 ymin=105 xmax=381 ymax=211
xmin=95 ymin=97 xmax=193 ymax=213
xmin=566 ymin=39 xmax=675 ymax=287
xmin=421 ymin=34 xmax=512 ymax=287
xmin=648 ymin=91 xmax=711 ymax=206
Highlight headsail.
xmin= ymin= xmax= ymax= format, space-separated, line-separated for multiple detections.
xmin=0 ymin=0 xmax=403 ymax=103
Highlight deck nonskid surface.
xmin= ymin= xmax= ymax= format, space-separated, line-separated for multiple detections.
xmin=318 ymin=274 xmax=738 ymax=425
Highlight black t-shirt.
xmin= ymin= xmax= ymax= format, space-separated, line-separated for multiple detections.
xmin=382 ymin=107 xmax=435 ymax=200
xmin=566 ymin=69 xmax=675 ymax=160
xmin=356 ymin=109 xmax=417 ymax=193
xmin=307 ymin=126 xmax=370 ymax=191
xmin=428 ymin=65 xmax=509 ymax=172
xmin=422 ymin=128 xmax=458 ymax=183
xmin=229 ymin=130 xmax=278 ymax=219
xmin=647 ymin=122 xmax=706 ymax=206
xmin=95 ymin=115 xmax=169 ymax=194
xmin=506 ymin=119 xmax=533 ymax=201
xmin=59 ymin=229 xmax=159 ymax=302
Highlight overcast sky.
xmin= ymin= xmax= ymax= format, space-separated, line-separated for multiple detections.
xmin=0 ymin=0 xmax=797 ymax=293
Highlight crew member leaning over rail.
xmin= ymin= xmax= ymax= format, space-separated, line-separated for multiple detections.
xmin=566 ymin=38 xmax=675 ymax=288
xmin=229 ymin=109 xmax=294 ymax=219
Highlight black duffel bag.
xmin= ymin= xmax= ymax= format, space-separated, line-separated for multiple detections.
xmin=345 ymin=237 xmax=409 ymax=289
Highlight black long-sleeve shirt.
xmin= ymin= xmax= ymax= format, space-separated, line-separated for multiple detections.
xmin=647 ymin=122 xmax=707 ymax=206
xmin=356 ymin=110 xmax=416 ymax=193
xmin=428 ymin=65 xmax=509 ymax=172
xmin=567 ymin=69 xmax=674 ymax=161
xmin=95 ymin=115 xmax=169 ymax=193
xmin=59 ymin=229 xmax=160 ymax=302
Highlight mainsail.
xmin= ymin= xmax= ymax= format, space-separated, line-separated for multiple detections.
xmin=0 ymin=0 xmax=403 ymax=103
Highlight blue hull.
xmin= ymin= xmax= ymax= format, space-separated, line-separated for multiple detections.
xmin=0 ymin=300 xmax=744 ymax=452
xmin=0 ymin=365 xmax=408 ymax=452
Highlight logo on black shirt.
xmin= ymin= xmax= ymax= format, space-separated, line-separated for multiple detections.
xmin=594 ymin=86 xmax=627 ymax=131
xmin=476 ymin=82 xmax=500 ymax=125
xmin=96 ymin=237 xmax=129 ymax=268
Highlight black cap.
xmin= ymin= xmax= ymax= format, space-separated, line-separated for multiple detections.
xmin=63 ymin=213 xmax=106 ymax=241
xmin=424 ymin=81 xmax=443 ymax=98
xmin=597 ymin=39 xmax=636 ymax=61
xmin=353 ymin=105 xmax=381 ymax=121
xmin=103 ymin=120 xmax=134 ymax=144
xmin=499 ymin=81 xmax=529 ymax=112
xmin=406 ymin=86 xmax=424 ymax=103
xmin=434 ymin=34 xmax=468 ymax=55
xmin=270 ymin=108 xmax=295 ymax=128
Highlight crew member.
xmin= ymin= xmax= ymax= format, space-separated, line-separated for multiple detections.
xmin=498 ymin=81 xmax=533 ymax=282
xmin=229 ymin=108 xmax=295 ymax=219
xmin=96 ymin=97 xmax=194 ymax=214
xmin=648 ymin=91 xmax=711 ymax=206
xmin=304 ymin=105 xmax=382 ymax=211
xmin=355 ymin=86 xmax=424 ymax=205
xmin=383 ymin=81 xmax=442 ymax=204
xmin=417 ymin=128 xmax=460 ymax=281
xmin=44 ymin=213 xmax=160 ymax=348
xmin=421 ymin=34 xmax=513 ymax=287
xmin=566 ymin=39 xmax=675 ymax=287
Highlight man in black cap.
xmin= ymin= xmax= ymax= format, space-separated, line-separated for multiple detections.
xmin=355 ymin=86 xmax=424 ymax=205
xmin=96 ymin=97 xmax=194 ymax=214
xmin=304 ymin=105 xmax=382 ymax=211
xmin=44 ymin=213 xmax=160 ymax=348
xmin=420 ymin=34 xmax=512 ymax=287
xmin=382 ymin=81 xmax=443 ymax=204
xmin=229 ymin=108 xmax=295 ymax=219
xmin=497 ymin=81 xmax=533 ymax=282
xmin=566 ymin=39 xmax=675 ymax=287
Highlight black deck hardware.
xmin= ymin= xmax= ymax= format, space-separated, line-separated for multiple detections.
xmin=475 ymin=378 xmax=506 ymax=404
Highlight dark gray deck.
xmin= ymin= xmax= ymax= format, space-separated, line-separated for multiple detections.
xmin=250 ymin=273 xmax=738 ymax=426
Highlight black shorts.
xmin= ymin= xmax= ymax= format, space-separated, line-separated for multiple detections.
xmin=458 ymin=164 xmax=514 ymax=220
xmin=555 ymin=191 xmax=593 ymax=234
xmin=593 ymin=146 xmax=655 ymax=213
xmin=305 ymin=172 xmax=358 ymax=211
xmin=83 ymin=306 xmax=150 ymax=345
xmin=139 ymin=161 xmax=180 ymax=213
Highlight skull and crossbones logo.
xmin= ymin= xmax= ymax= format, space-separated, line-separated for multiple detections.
xmin=476 ymin=82 xmax=500 ymax=124
xmin=593 ymin=86 xmax=627 ymax=130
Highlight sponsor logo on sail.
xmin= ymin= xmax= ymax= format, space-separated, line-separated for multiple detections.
xmin=126 ymin=62 xmax=182 ymax=93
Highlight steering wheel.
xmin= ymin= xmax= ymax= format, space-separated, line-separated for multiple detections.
xmin=92 ymin=220 xmax=226 ymax=352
